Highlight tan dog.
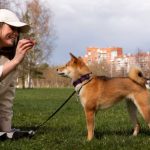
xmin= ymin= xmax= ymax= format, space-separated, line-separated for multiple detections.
xmin=57 ymin=53 xmax=150 ymax=141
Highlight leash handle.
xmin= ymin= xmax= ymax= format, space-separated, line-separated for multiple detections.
xmin=35 ymin=90 xmax=76 ymax=131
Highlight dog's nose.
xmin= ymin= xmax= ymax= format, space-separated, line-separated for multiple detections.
xmin=56 ymin=69 xmax=58 ymax=71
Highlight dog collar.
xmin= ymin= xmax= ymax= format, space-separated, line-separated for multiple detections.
xmin=73 ymin=72 xmax=92 ymax=88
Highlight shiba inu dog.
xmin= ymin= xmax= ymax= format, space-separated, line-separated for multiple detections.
xmin=57 ymin=53 xmax=150 ymax=141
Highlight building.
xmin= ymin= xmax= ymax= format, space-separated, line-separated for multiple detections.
xmin=82 ymin=47 xmax=150 ymax=77
xmin=83 ymin=47 xmax=123 ymax=64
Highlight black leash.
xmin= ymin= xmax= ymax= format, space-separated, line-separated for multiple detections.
xmin=34 ymin=90 xmax=76 ymax=132
xmin=0 ymin=90 xmax=76 ymax=140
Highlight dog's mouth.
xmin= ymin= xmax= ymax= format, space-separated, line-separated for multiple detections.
xmin=58 ymin=72 xmax=68 ymax=77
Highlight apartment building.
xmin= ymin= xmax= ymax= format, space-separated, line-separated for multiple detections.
xmin=83 ymin=47 xmax=123 ymax=64
xmin=83 ymin=47 xmax=150 ymax=76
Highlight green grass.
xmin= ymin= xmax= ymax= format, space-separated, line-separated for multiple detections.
xmin=0 ymin=88 xmax=150 ymax=150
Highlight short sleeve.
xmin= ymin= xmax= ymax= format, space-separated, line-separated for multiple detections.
xmin=0 ymin=65 xmax=3 ymax=78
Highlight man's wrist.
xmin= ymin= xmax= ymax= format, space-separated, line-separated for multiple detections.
xmin=11 ymin=59 xmax=20 ymax=66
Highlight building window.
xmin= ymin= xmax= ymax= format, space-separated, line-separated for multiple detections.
xmin=88 ymin=52 xmax=91 ymax=55
xmin=111 ymin=51 xmax=117 ymax=60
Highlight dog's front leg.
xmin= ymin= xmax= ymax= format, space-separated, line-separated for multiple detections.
xmin=84 ymin=108 xmax=95 ymax=141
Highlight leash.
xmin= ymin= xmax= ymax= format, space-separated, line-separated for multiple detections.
xmin=34 ymin=90 xmax=76 ymax=132
xmin=29 ymin=76 xmax=93 ymax=137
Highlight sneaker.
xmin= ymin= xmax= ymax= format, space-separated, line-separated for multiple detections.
xmin=0 ymin=130 xmax=35 ymax=141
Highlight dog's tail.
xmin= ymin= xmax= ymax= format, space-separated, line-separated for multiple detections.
xmin=128 ymin=67 xmax=147 ymax=86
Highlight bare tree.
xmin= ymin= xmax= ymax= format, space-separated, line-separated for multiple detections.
xmin=89 ymin=61 xmax=111 ymax=77
xmin=25 ymin=0 xmax=54 ymax=62
xmin=18 ymin=0 xmax=55 ymax=88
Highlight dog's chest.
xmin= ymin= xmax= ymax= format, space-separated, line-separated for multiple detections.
xmin=78 ymin=89 xmax=87 ymax=107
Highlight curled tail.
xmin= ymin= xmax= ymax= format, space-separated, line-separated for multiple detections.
xmin=128 ymin=67 xmax=146 ymax=86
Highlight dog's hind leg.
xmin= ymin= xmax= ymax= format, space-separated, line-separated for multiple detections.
xmin=126 ymin=99 xmax=140 ymax=136
xmin=84 ymin=108 xmax=95 ymax=141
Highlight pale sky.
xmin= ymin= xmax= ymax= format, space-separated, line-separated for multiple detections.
xmin=48 ymin=0 xmax=150 ymax=65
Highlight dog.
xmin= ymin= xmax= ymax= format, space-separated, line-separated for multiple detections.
xmin=57 ymin=53 xmax=150 ymax=141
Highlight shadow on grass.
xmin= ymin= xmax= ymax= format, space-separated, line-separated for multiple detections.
xmin=94 ymin=130 xmax=131 ymax=139
xmin=140 ymin=128 xmax=150 ymax=136
xmin=13 ymin=125 xmax=150 ymax=140
xmin=94 ymin=128 xmax=150 ymax=139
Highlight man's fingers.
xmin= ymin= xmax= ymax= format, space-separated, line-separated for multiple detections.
xmin=18 ymin=43 xmax=34 ymax=52
xmin=18 ymin=39 xmax=34 ymax=48
xmin=22 ymin=45 xmax=34 ymax=54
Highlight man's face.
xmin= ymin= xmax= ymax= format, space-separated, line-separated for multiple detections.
xmin=0 ymin=23 xmax=19 ymax=48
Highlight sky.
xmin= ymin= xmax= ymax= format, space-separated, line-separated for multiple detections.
xmin=47 ymin=0 xmax=150 ymax=65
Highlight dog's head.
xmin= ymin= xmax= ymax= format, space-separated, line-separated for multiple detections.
xmin=57 ymin=53 xmax=90 ymax=80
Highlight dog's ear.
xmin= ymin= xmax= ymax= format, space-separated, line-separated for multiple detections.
xmin=69 ymin=53 xmax=78 ymax=64
xmin=78 ymin=57 xmax=86 ymax=66
xmin=70 ymin=53 xmax=78 ymax=60
xmin=78 ymin=56 xmax=83 ymax=60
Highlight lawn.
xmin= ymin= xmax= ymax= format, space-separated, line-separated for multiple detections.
xmin=0 ymin=88 xmax=150 ymax=150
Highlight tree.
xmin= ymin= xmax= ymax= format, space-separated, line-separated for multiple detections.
xmin=18 ymin=0 xmax=55 ymax=88
xmin=89 ymin=61 xmax=111 ymax=77
xmin=25 ymin=0 xmax=54 ymax=62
